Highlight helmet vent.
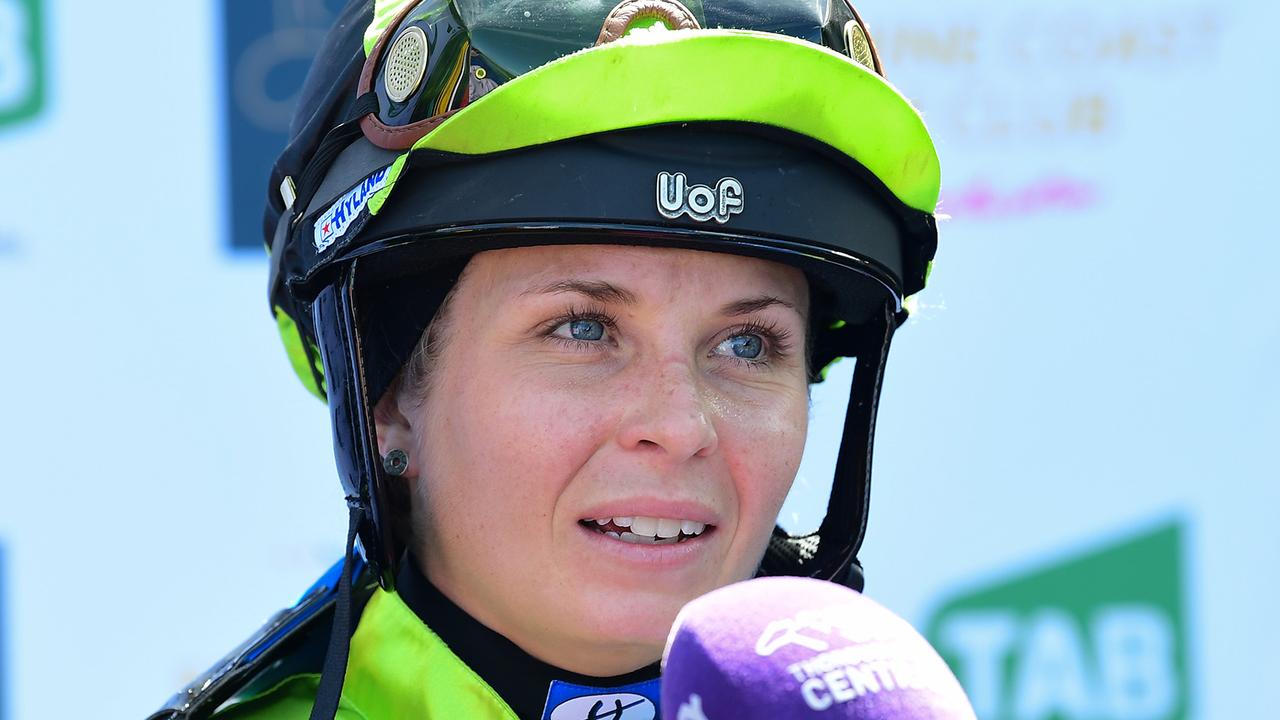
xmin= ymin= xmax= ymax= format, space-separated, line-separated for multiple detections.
xmin=384 ymin=26 xmax=429 ymax=103
xmin=843 ymin=19 xmax=878 ymax=74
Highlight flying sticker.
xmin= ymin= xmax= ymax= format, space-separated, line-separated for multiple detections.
xmin=313 ymin=165 xmax=392 ymax=253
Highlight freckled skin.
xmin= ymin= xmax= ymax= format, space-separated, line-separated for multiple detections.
xmin=376 ymin=245 xmax=810 ymax=676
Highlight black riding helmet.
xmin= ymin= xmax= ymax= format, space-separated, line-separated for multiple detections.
xmin=267 ymin=0 xmax=939 ymax=628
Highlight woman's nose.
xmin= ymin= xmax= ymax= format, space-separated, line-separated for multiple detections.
xmin=615 ymin=358 xmax=719 ymax=462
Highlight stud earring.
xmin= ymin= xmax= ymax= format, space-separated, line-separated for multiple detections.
xmin=382 ymin=449 xmax=409 ymax=476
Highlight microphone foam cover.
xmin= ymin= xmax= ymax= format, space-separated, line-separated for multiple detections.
xmin=661 ymin=577 xmax=975 ymax=719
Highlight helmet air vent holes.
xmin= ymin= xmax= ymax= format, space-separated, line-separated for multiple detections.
xmin=384 ymin=26 xmax=429 ymax=103
xmin=843 ymin=20 xmax=876 ymax=73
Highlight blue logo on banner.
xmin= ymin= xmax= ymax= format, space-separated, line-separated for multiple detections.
xmin=222 ymin=0 xmax=343 ymax=251
xmin=541 ymin=678 xmax=660 ymax=720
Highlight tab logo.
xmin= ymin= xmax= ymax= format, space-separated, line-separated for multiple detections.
xmin=313 ymin=166 xmax=391 ymax=252
xmin=656 ymin=172 xmax=744 ymax=224
xmin=0 ymin=0 xmax=46 ymax=129
xmin=925 ymin=519 xmax=1189 ymax=720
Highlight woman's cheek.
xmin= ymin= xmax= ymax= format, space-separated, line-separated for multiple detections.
xmin=727 ymin=391 xmax=808 ymax=518
xmin=485 ymin=375 xmax=616 ymax=483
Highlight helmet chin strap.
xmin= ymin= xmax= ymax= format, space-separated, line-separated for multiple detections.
xmin=308 ymin=264 xmax=404 ymax=720
xmin=312 ymin=265 xmax=403 ymax=587
xmin=821 ymin=300 xmax=898 ymax=584
xmin=752 ymin=297 xmax=896 ymax=589
xmin=758 ymin=298 xmax=897 ymax=589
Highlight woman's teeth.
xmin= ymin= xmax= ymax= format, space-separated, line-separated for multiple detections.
xmin=585 ymin=516 xmax=709 ymax=544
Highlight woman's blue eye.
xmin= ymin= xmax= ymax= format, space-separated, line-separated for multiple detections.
xmin=565 ymin=318 xmax=605 ymax=341
xmin=716 ymin=334 xmax=764 ymax=360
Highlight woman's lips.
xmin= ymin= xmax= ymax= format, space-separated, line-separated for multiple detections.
xmin=577 ymin=499 xmax=720 ymax=528
xmin=578 ymin=516 xmax=712 ymax=543
xmin=573 ymin=520 xmax=718 ymax=570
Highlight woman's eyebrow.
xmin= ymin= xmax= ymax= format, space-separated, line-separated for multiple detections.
xmin=721 ymin=295 xmax=798 ymax=317
xmin=523 ymin=282 xmax=796 ymax=317
xmin=525 ymin=279 xmax=638 ymax=305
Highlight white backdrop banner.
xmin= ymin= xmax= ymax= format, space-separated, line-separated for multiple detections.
xmin=0 ymin=1 xmax=1276 ymax=718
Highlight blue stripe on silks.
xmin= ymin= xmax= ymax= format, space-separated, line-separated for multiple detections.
xmin=242 ymin=555 xmax=367 ymax=665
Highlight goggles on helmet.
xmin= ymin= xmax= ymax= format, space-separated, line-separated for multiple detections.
xmin=354 ymin=0 xmax=887 ymax=150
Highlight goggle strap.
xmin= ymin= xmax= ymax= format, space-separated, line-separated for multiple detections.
xmin=291 ymin=91 xmax=381 ymax=230
xmin=307 ymin=502 xmax=367 ymax=720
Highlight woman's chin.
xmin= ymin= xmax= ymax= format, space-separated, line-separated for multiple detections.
xmin=529 ymin=592 xmax=693 ymax=673
xmin=547 ymin=629 xmax=666 ymax=677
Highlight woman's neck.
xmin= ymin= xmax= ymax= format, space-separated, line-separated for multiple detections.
xmin=396 ymin=555 xmax=661 ymax=719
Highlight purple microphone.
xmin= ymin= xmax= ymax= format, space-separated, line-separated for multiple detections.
xmin=660 ymin=577 xmax=976 ymax=720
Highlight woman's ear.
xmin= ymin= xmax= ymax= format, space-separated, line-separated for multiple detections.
xmin=373 ymin=385 xmax=419 ymax=478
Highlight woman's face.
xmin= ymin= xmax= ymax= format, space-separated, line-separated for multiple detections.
xmin=376 ymin=244 xmax=810 ymax=675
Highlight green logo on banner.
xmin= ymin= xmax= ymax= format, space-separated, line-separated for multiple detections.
xmin=924 ymin=520 xmax=1189 ymax=720
xmin=0 ymin=0 xmax=44 ymax=128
